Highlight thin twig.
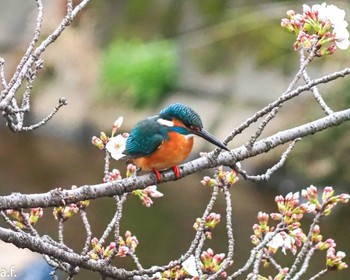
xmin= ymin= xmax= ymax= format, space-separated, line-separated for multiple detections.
xmin=216 ymin=67 xmax=350 ymax=153
xmin=105 ymin=194 xmax=128 ymax=262
xmin=252 ymin=249 xmax=263 ymax=280
xmin=129 ymin=252 xmax=144 ymax=270
xmin=18 ymin=209 xmax=40 ymax=237
xmin=0 ymin=211 xmax=24 ymax=232
xmin=245 ymin=107 xmax=279 ymax=150
xmin=207 ymin=186 xmax=235 ymax=280
xmin=266 ymin=254 xmax=283 ymax=271
xmin=228 ymin=223 xmax=284 ymax=279
xmin=244 ymin=48 xmax=317 ymax=150
xmin=0 ymin=0 xmax=91 ymax=132
xmin=104 ymin=150 xmax=111 ymax=181
xmin=114 ymin=194 xmax=127 ymax=241
xmin=182 ymin=185 xmax=220 ymax=262
xmin=132 ymin=185 xmax=221 ymax=277
xmin=290 ymin=247 xmax=316 ymax=280
xmin=238 ymin=138 xmax=300 ymax=181
xmin=1 ymin=0 xmax=43 ymax=100
xmin=80 ymin=210 xmax=92 ymax=255
xmin=58 ymin=220 xmax=64 ymax=244
xmin=99 ymin=211 xmax=119 ymax=246
xmin=0 ymin=58 xmax=7 ymax=89
xmin=67 ymin=0 xmax=73 ymax=19
xmin=194 ymin=234 xmax=205 ymax=278
xmin=284 ymin=212 xmax=322 ymax=280
xmin=18 ymin=97 xmax=68 ymax=132
xmin=308 ymin=268 xmax=328 ymax=280
xmin=300 ymin=49 xmax=333 ymax=115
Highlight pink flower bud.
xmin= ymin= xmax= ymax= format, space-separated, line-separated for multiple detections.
xmin=322 ymin=186 xmax=334 ymax=203
xmin=100 ymin=132 xmax=108 ymax=143
xmin=270 ymin=213 xmax=282 ymax=221
xmin=213 ymin=253 xmax=225 ymax=264
xmin=257 ymin=211 xmax=269 ymax=223
xmin=117 ymin=245 xmax=129 ymax=257
xmin=114 ymin=116 xmax=124 ymax=129
xmin=337 ymin=193 xmax=350 ymax=203
xmin=91 ymin=136 xmax=104 ymax=150
xmin=112 ymin=116 xmax=124 ymax=136
xmin=144 ymin=185 xmax=163 ymax=198
xmin=91 ymin=237 xmax=99 ymax=246
xmin=30 ymin=207 xmax=43 ymax=218
xmin=286 ymin=10 xmax=295 ymax=18
xmin=314 ymin=224 xmax=321 ymax=233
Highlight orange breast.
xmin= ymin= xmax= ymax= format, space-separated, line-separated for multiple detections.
xmin=133 ymin=131 xmax=194 ymax=171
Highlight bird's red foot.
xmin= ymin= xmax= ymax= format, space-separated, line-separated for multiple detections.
xmin=152 ymin=166 xmax=180 ymax=182
xmin=172 ymin=165 xmax=180 ymax=179
xmin=152 ymin=169 xmax=162 ymax=182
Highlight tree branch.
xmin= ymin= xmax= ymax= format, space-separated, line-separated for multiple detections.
xmin=1 ymin=107 xmax=350 ymax=210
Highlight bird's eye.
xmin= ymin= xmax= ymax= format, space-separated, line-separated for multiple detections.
xmin=189 ymin=125 xmax=199 ymax=132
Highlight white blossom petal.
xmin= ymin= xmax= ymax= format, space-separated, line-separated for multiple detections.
xmin=314 ymin=3 xmax=328 ymax=20
xmin=106 ymin=134 xmax=127 ymax=160
xmin=334 ymin=27 xmax=350 ymax=49
xmin=145 ymin=185 xmax=164 ymax=198
xmin=336 ymin=38 xmax=350 ymax=49
xmin=324 ymin=4 xmax=347 ymax=26
xmin=302 ymin=4 xmax=311 ymax=13
xmin=182 ymin=255 xmax=199 ymax=277
xmin=267 ymin=232 xmax=284 ymax=250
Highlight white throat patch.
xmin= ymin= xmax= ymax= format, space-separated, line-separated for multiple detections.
xmin=185 ymin=134 xmax=194 ymax=139
xmin=157 ymin=118 xmax=174 ymax=127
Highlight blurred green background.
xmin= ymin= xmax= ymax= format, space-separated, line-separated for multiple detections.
xmin=0 ymin=0 xmax=350 ymax=279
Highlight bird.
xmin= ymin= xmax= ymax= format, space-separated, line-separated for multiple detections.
xmin=123 ymin=103 xmax=229 ymax=181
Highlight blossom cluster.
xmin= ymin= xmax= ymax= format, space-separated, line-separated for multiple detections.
xmin=250 ymin=185 xmax=349 ymax=276
xmin=88 ymin=237 xmax=117 ymax=260
xmin=88 ymin=231 xmax=139 ymax=260
xmin=281 ymin=3 xmax=350 ymax=55
xmin=201 ymin=248 xmax=226 ymax=277
xmin=103 ymin=168 xmax=122 ymax=182
xmin=125 ymin=164 xmax=165 ymax=207
xmin=53 ymin=186 xmax=90 ymax=222
xmin=201 ymin=166 xmax=239 ymax=189
xmin=182 ymin=249 xmax=226 ymax=278
xmin=5 ymin=207 xmax=43 ymax=229
xmin=327 ymin=246 xmax=348 ymax=270
xmin=193 ymin=212 xmax=221 ymax=239
xmin=159 ymin=248 xmax=226 ymax=279
xmin=92 ymin=116 xmax=128 ymax=161
xmin=302 ymin=185 xmax=350 ymax=216
xmin=132 ymin=185 xmax=163 ymax=207
xmin=247 ymin=267 xmax=289 ymax=280
xmin=117 ymin=230 xmax=139 ymax=257
xmin=159 ymin=265 xmax=188 ymax=279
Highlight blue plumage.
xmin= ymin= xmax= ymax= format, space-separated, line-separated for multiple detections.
xmin=124 ymin=116 xmax=169 ymax=158
xmin=159 ymin=103 xmax=203 ymax=128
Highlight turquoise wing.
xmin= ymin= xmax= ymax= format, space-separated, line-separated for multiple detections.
xmin=124 ymin=117 xmax=169 ymax=158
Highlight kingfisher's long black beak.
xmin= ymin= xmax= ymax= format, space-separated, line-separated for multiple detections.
xmin=194 ymin=128 xmax=230 ymax=151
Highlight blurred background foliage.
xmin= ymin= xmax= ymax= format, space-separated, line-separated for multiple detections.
xmin=100 ymin=39 xmax=177 ymax=107
xmin=0 ymin=0 xmax=350 ymax=279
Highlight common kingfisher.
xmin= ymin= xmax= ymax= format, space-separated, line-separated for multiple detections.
xmin=123 ymin=103 xmax=229 ymax=180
